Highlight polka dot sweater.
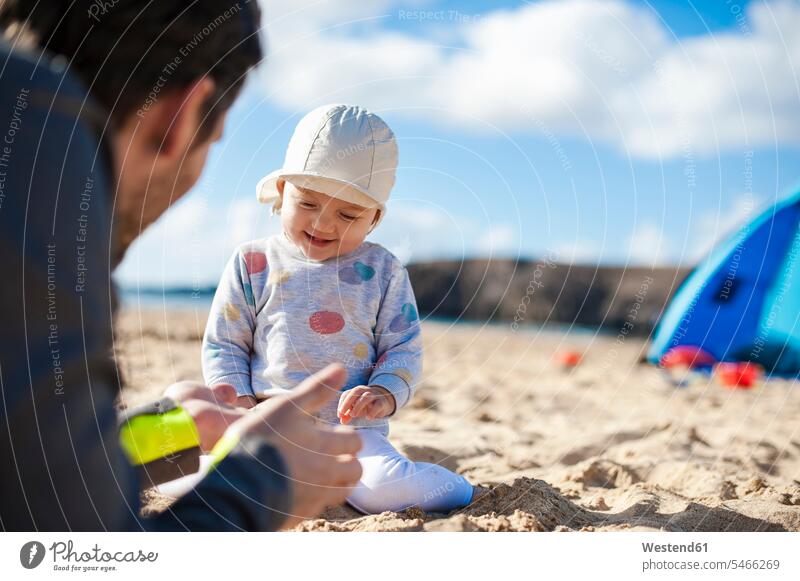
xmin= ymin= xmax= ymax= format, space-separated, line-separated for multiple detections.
xmin=202 ymin=234 xmax=422 ymax=429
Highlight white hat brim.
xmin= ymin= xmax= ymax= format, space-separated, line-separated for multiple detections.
xmin=257 ymin=170 xmax=384 ymax=210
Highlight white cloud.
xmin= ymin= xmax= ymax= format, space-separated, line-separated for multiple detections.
xmin=627 ymin=222 xmax=671 ymax=267
xmin=258 ymin=1 xmax=443 ymax=113
xmin=257 ymin=0 xmax=800 ymax=157
xmin=643 ymin=194 xmax=765 ymax=268
xmin=476 ymin=223 xmax=518 ymax=255
xmin=371 ymin=203 xmax=468 ymax=263
xmin=552 ymin=238 xmax=604 ymax=265
xmin=371 ymin=202 xmax=518 ymax=263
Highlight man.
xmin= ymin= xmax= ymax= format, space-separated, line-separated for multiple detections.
xmin=0 ymin=0 xmax=361 ymax=530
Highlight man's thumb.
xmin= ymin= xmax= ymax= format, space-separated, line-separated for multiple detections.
xmin=290 ymin=364 xmax=347 ymax=413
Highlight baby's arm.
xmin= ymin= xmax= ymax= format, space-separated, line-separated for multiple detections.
xmin=202 ymin=249 xmax=262 ymax=408
xmin=341 ymin=263 xmax=423 ymax=420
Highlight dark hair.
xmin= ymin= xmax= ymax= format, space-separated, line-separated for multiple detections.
xmin=0 ymin=0 xmax=263 ymax=140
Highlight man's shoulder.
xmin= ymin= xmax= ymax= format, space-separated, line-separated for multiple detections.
xmin=1 ymin=41 xmax=59 ymax=87
xmin=1 ymin=40 xmax=94 ymax=107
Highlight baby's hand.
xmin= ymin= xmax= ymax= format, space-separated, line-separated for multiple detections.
xmin=337 ymin=385 xmax=396 ymax=424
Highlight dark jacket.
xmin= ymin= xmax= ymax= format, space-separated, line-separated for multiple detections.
xmin=0 ymin=42 xmax=291 ymax=531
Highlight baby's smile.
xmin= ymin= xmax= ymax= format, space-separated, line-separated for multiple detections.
xmin=303 ymin=230 xmax=337 ymax=247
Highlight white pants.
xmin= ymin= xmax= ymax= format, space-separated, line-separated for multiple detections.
xmin=347 ymin=429 xmax=474 ymax=514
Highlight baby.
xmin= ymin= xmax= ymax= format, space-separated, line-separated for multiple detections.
xmin=202 ymin=104 xmax=479 ymax=513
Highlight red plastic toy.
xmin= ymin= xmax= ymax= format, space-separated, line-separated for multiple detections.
xmin=660 ymin=345 xmax=716 ymax=370
xmin=659 ymin=346 xmax=716 ymax=387
xmin=554 ymin=349 xmax=582 ymax=368
xmin=715 ymin=362 xmax=763 ymax=389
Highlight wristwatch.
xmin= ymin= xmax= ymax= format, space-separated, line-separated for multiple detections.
xmin=118 ymin=397 xmax=201 ymax=486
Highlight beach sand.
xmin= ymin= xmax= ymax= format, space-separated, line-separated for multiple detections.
xmin=118 ymin=308 xmax=800 ymax=531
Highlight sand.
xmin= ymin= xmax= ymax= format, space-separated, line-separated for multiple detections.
xmin=118 ymin=307 xmax=800 ymax=531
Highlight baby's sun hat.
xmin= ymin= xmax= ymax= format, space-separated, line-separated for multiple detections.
xmin=257 ymin=104 xmax=398 ymax=222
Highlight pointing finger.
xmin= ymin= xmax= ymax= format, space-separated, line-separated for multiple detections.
xmin=287 ymin=364 xmax=347 ymax=414
xmin=322 ymin=427 xmax=362 ymax=456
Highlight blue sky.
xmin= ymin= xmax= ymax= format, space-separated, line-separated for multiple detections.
xmin=116 ymin=0 xmax=800 ymax=287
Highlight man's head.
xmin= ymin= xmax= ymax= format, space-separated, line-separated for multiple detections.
xmin=0 ymin=0 xmax=262 ymax=255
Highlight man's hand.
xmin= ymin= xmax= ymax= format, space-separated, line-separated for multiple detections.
xmin=163 ymin=380 xmax=245 ymax=453
xmin=226 ymin=364 xmax=363 ymax=529
xmin=337 ymin=385 xmax=396 ymax=424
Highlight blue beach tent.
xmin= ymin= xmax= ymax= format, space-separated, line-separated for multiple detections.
xmin=648 ymin=186 xmax=800 ymax=376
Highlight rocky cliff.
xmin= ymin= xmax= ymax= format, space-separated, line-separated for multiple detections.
xmin=406 ymin=259 xmax=691 ymax=335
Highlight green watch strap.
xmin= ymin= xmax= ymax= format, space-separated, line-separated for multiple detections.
xmin=208 ymin=431 xmax=242 ymax=468
xmin=119 ymin=399 xmax=200 ymax=466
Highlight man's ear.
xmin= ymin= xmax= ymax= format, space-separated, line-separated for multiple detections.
xmin=276 ymin=178 xmax=285 ymax=195
xmin=147 ymin=77 xmax=217 ymax=159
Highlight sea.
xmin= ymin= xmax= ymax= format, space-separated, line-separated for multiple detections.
xmin=119 ymin=286 xmax=216 ymax=310
xmin=118 ymin=285 xmax=603 ymax=340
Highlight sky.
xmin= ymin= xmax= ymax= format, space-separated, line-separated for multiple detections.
xmin=115 ymin=0 xmax=800 ymax=288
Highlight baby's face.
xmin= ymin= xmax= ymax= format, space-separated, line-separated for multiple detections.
xmin=279 ymin=181 xmax=379 ymax=261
